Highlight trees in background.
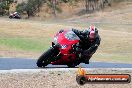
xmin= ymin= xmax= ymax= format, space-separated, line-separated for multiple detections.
xmin=16 ymin=0 xmax=71 ymax=18
xmin=0 ymin=0 xmax=113 ymax=17
xmin=16 ymin=0 xmax=45 ymax=18
xmin=85 ymin=0 xmax=112 ymax=13
xmin=46 ymin=0 xmax=79 ymax=17
xmin=0 ymin=0 xmax=80 ymax=17
xmin=0 ymin=0 xmax=14 ymax=15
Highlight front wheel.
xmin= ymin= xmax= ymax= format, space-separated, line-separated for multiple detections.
xmin=37 ymin=47 xmax=56 ymax=67
xmin=9 ymin=16 xmax=13 ymax=19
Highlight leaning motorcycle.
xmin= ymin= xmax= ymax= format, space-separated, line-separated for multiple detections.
xmin=36 ymin=30 xmax=87 ymax=68
xmin=9 ymin=14 xmax=21 ymax=19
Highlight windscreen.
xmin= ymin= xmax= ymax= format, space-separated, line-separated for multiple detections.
xmin=65 ymin=31 xmax=80 ymax=40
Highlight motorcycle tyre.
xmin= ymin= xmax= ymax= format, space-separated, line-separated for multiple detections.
xmin=37 ymin=47 xmax=55 ymax=67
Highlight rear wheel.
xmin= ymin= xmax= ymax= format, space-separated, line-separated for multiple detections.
xmin=67 ymin=64 xmax=76 ymax=68
xmin=67 ymin=62 xmax=79 ymax=68
xmin=37 ymin=47 xmax=58 ymax=67
xmin=67 ymin=59 xmax=81 ymax=68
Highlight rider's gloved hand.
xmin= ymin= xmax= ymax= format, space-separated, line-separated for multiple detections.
xmin=75 ymin=47 xmax=82 ymax=52
xmin=75 ymin=47 xmax=83 ymax=58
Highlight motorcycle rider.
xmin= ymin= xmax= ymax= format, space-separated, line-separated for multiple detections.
xmin=12 ymin=12 xmax=21 ymax=18
xmin=58 ymin=25 xmax=101 ymax=64
xmin=13 ymin=12 xmax=18 ymax=17
xmin=72 ymin=25 xmax=101 ymax=64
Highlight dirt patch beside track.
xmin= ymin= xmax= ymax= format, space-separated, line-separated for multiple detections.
xmin=0 ymin=68 xmax=132 ymax=88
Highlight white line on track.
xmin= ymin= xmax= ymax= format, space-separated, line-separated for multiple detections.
xmin=0 ymin=68 xmax=132 ymax=73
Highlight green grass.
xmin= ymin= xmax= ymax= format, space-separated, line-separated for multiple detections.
xmin=0 ymin=38 xmax=52 ymax=52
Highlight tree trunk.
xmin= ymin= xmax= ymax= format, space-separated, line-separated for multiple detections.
xmin=85 ymin=0 xmax=88 ymax=13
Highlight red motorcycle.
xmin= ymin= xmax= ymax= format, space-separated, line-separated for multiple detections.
xmin=37 ymin=30 xmax=85 ymax=67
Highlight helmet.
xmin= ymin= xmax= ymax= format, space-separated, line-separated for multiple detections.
xmin=89 ymin=25 xmax=98 ymax=40
xmin=14 ymin=12 xmax=17 ymax=14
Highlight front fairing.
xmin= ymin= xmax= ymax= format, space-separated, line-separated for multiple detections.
xmin=52 ymin=30 xmax=80 ymax=64
xmin=53 ymin=30 xmax=80 ymax=54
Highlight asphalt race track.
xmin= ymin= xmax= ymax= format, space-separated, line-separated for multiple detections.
xmin=0 ymin=57 xmax=132 ymax=70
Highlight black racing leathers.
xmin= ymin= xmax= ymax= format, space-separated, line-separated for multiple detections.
xmin=72 ymin=28 xmax=101 ymax=63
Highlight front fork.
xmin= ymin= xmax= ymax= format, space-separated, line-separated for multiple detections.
xmin=49 ymin=43 xmax=62 ymax=62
